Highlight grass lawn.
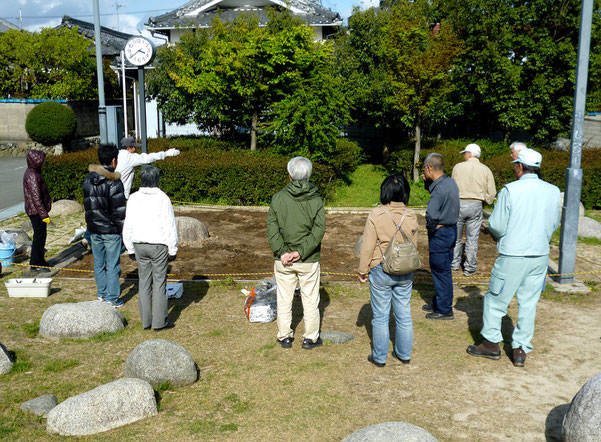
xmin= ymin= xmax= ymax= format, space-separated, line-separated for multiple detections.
xmin=327 ymin=164 xmax=431 ymax=208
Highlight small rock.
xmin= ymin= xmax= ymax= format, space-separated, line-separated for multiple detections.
xmin=20 ymin=394 xmax=58 ymax=416
xmin=578 ymin=216 xmax=601 ymax=239
xmin=176 ymin=216 xmax=209 ymax=242
xmin=0 ymin=343 xmax=14 ymax=375
xmin=39 ymin=301 xmax=125 ymax=339
xmin=343 ymin=422 xmax=438 ymax=441
xmin=48 ymin=200 xmax=83 ymax=217
xmin=563 ymin=372 xmax=601 ymax=441
xmin=46 ymin=378 xmax=157 ymax=436
xmin=125 ymin=339 xmax=197 ymax=388
xmin=551 ymin=137 xmax=571 ymax=151
xmin=20 ymin=220 xmax=32 ymax=231
xmin=354 ymin=235 xmax=363 ymax=258
xmin=560 ymin=193 xmax=585 ymax=218
xmin=321 ymin=331 xmax=354 ymax=344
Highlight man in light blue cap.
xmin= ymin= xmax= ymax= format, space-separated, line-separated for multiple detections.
xmin=467 ymin=147 xmax=560 ymax=367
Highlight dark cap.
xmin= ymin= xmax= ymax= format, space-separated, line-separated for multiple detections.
xmin=121 ymin=137 xmax=142 ymax=148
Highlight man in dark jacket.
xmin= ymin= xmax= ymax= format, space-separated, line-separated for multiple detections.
xmin=267 ymin=157 xmax=326 ymax=350
xmin=83 ymin=144 xmax=126 ymax=307
xmin=23 ymin=149 xmax=52 ymax=271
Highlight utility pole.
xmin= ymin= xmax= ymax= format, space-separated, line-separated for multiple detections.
xmin=558 ymin=0 xmax=594 ymax=284
xmin=114 ymin=0 xmax=125 ymax=32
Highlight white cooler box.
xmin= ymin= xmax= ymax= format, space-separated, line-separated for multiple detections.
xmin=5 ymin=278 xmax=52 ymax=297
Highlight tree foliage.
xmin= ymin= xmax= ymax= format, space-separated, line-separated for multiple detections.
xmin=0 ymin=27 xmax=119 ymax=100
xmin=147 ymin=11 xmax=348 ymax=155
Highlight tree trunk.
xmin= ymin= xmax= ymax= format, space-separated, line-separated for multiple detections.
xmin=250 ymin=112 xmax=258 ymax=151
xmin=413 ymin=121 xmax=422 ymax=183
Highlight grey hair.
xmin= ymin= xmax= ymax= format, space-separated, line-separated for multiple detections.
xmin=139 ymin=165 xmax=160 ymax=188
xmin=510 ymin=141 xmax=527 ymax=152
xmin=287 ymin=156 xmax=312 ymax=181
xmin=424 ymin=153 xmax=444 ymax=171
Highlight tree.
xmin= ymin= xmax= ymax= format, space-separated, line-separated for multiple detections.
xmin=0 ymin=28 xmax=118 ymax=99
xmin=383 ymin=0 xmax=461 ymax=181
xmin=147 ymin=11 xmax=348 ymax=154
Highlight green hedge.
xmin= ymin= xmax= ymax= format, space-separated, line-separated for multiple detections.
xmin=25 ymin=102 xmax=77 ymax=146
xmin=388 ymin=139 xmax=601 ymax=209
xmin=43 ymin=142 xmax=337 ymax=206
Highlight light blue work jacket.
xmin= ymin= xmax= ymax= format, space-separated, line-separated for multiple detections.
xmin=488 ymin=173 xmax=561 ymax=256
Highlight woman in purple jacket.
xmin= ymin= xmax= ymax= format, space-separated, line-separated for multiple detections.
xmin=23 ymin=150 xmax=52 ymax=271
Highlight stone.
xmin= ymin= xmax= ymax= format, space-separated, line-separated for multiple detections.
xmin=578 ymin=216 xmax=601 ymax=240
xmin=321 ymin=331 xmax=354 ymax=344
xmin=354 ymin=235 xmax=363 ymax=258
xmin=46 ymin=378 xmax=157 ymax=436
xmin=176 ymin=216 xmax=209 ymax=242
xmin=20 ymin=394 xmax=58 ymax=416
xmin=125 ymin=339 xmax=197 ymax=388
xmin=39 ymin=301 xmax=125 ymax=339
xmin=560 ymin=193 xmax=586 ymax=218
xmin=0 ymin=342 xmax=14 ymax=375
xmin=563 ymin=372 xmax=601 ymax=441
xmin=20 ymin=220 xmax=32 ymax=232
xmin=343 ymin=422 xmax=438 ymax=442
xmin=551 ymin=137 xmax=571 ymax=151
xmin=48 ymin=199 xmax=84 ymax=217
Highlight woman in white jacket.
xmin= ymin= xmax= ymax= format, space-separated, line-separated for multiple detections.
xmin=123 ymin=165 xmax=178 ymax=331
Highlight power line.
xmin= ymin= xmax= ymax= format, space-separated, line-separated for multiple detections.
xmin=0 ymin=8 xmax=172 ymax=21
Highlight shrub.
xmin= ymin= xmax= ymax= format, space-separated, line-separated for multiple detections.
xmin=43 ymin=142 xmax=337 ymax=206
xmin=328 ymin=139 xmax=363 ymax=177
xmin=25 ymin=102 xmax=77 ymax=146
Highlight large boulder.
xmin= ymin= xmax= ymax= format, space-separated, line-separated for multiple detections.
xmin=20 ymin=394 xmax=58 ymax=416
xmin=176 ymin=216 xmax=209 ymax=242
xmin=563 ymin=372 xmax=601 ymax=441
xmin=578 ymin=217 xmax=601 ymax=240
xmin=0 ymin=343 xmax=14 ymax=375
xmin=46 ymin=378 xmax=157 ymax=436
xmin=39 ymin=301 xmax=125 ymax=339
xmin=48 ymin=199 xmax=83 ymax=217
xmin=343 ymin=422 xmax=438 ymax=442
xmin=560 ymin=193 xmax=586 ymax=218
xmin=125 ymin=339 xmax=197 ymax=388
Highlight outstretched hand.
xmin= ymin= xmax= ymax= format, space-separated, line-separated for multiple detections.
xmin=166 ymin=148 xmax=180 ymax=157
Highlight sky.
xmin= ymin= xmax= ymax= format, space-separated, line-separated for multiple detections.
xmin=0 ymin=0 xmax=378 ymax=41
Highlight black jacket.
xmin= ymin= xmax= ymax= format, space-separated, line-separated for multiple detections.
xmin=83 ymin=165 xmax=126 ymax=234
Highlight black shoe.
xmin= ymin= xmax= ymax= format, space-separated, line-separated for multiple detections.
xmin=367 ymin=355 xmax=385 ymax=367
xmin=302 ymin=337 xmax=323 ymax=350
xmin=154 ymin=322 xmax=175 ymax=332
xmin=426 ymin=311 xmax=454 ymax=320
xmin=143 ymin=326 xmax=151 ymax=330
xmin=422 ymin=304 xmax=433 ymax=312
xmin=278 ymin=337 xmax=293 ymax=349
xmin=512 ymin=347 xmax=526 ymax=367
xmin=30 ymin=266 xmax=51 ymax=273
xmin=392 ymin=351 xmax=410 ymax=364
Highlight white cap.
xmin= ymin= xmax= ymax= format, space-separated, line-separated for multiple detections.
xmin=460 ymin=143 xmax=481 ymax=158
xmin=510 ymin=148 xmax=542 ymax=167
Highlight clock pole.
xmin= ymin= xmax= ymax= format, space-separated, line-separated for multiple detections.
xmin=138 ymin=67 xmax=148 ymax=153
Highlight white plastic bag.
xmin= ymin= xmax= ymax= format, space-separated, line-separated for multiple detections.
xmin=244 ymin=278 xmax=277 ymax=323
xmin=0 ymin=231 xmax=16 ymax=248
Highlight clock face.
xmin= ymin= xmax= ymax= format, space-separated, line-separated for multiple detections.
xmin=124 ymin=37 xmax=156 ymax=66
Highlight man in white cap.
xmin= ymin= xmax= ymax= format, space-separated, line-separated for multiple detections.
xmin=451 ymin=143 xmax=496 ymax=276
xmin=116 ymin=137 xmax=180 ymax=199
xmin=467 ymin=148 xmax=560 ymax=367
xmin=510 ymin=141 xmax=527 ymax=161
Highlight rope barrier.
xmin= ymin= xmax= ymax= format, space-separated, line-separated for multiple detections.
xmin=2 ymin=259 xmax=601 ymax=282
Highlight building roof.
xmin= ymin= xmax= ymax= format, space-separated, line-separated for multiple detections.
xmin=56 ymin=16 xmax=134 ymax=57
xmin=146 ymin=0 xmax=342 ymax=31
xmin=0 ymin=17 xmax=21 ymax=33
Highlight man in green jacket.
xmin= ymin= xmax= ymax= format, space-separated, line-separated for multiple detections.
xmin=267 ymin=157 xmax=326 ymax=350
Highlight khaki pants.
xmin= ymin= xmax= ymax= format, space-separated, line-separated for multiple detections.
xmin=274 ymin=260 xmax=321 ymax=342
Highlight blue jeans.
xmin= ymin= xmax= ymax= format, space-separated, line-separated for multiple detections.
xmin=368 ymin=264 xmax=414 ymax=363
xmin=428 ymin=225 xmax=457 ymax=314
xmin=90 ymin=233 xmax=122 ymax=303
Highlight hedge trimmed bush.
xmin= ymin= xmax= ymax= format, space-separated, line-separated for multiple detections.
xmin=387 ymin=139 xmax=601 ymax=209
xmin=25 ymin=102 xmax=77 ymax=146
xmin=43 ymin=143 xmax=337 ymax=206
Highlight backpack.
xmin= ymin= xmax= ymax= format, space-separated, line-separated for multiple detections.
xmin=377 ymin=208 xmax=421 ymax=275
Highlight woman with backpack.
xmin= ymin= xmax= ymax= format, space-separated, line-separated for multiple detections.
xmin=358 ymin=174 xmax=419 ymax=367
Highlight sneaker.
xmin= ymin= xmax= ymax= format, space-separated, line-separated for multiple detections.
xmin=108 ymin=299 xmax=124 ymax=308
xmin=302 ymin=337 xmax=323 ymax=350
xmin=278 ymin=337 xmax=293 ymax=349
xmin=97 ymin=296 xmax=105 ymax=302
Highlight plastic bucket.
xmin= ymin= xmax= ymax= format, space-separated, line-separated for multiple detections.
xmin=0 ymin=245 xmax=16 ymax=267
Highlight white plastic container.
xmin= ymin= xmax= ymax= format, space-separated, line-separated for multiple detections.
xmin=5 ymin=278 xmax=52 ymax=297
